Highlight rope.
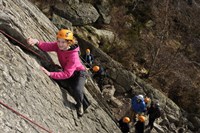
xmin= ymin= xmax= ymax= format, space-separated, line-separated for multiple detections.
xmin=0 ymin=29 xmax=92 ymax=71
xmin=0 ymin=100 xmax=52 ymax=133
xmin=86 ymin=78 xmax=119 ymax=125
xmin=0 ymin=29 xmax=54 ymax=65
xmin=0 ymin=29 xmax=117 ymax=129
xmin=79 ymin=55 xmax=119 ymax=124
xmin=79 ymin=56 xmax=93 ymax=69
xmin=0 ymin=30 xmax=55 ymax=132
xmin=79 ymin=54 xmax=120 ymax=125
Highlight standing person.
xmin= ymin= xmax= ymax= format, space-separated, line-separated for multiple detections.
xmin=135 ymin=115 xmax=145 ymax=133
xmin=147 ymin=101 xmax=161 ymax=130
xmin=118 ymin=117 xmax=130 ymax=133
xmin=27 ymin=29 xmax=88 ymax=116
xmin=82 ymin=48 xmax=94 ymax=68
xmin=144 ymin=97 xmax=151 ymax=109
xmin=92 ymin=65 xmax=107 ymax=90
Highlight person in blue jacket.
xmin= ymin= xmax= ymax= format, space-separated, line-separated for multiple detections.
xmin=82 ymin=48 xmax=94 ymax=68
xmin=131 ymin=95 xmax=146 ymax=113
xmin=131 ymin=95 xmax=146 ymax=122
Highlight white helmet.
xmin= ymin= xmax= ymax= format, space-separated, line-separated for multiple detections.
xmin=137 ymin=95 xmax=144 ymax=100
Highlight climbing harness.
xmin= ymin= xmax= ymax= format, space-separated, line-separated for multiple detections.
xmin=0 ymin=29 xmax=117 ymax=129
xmin=0 ymin=29 xmax=90 ymax=127
xmin=0 ymin=100 xmax=52 ymax=133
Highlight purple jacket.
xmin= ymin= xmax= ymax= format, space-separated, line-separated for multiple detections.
xmin=38 ymin=41 xmax=85 ymax=79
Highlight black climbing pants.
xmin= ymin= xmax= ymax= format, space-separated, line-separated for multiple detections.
xmin=55 ymin=70 xmax=89 ymax=108
xmin=148 ymin=117 xmax=156 ymax=130
xmin=67 ymin=70 xmax=86 ymax=107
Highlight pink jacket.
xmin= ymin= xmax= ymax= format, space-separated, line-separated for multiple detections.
xmin=38 ymin=42 xmax=85 ymax=79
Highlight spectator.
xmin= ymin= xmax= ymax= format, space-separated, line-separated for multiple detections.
xmin=92 ymin=65 xmax=107 ymax=89
xmin=147 ymin=101 xmax=162 ymax=130
xmin=118 ymin=116 xmax=130 ymax=133
xmin=135 ymin=115 xmax=145 ymax=133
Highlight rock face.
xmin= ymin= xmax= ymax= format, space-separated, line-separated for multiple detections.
xmin=0 ymin=0 xmax=120 ymax=132
xmin=53 ymin=2 xmax=100 ymax=25
xmin=77 ymin=38 xmax=195 ymax=132
xmin=0 ymin=0 xmax=199 ymax=132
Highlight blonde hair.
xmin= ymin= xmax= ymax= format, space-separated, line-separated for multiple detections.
xmin=67 ymin=37 xmax=77 ymax=46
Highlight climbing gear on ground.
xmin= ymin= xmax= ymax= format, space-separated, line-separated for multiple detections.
xmin=57 ymin=29 xmax=73 ymax=40
xmin=0 ymin=100 xmax=52 ymax=133
xmin=123 ymin=117 xmax=130 ymax=123
xmin=93 ymin=65 xmax=100 ymax=72
xmin=138 ymin=115 xmax=146 ymax=122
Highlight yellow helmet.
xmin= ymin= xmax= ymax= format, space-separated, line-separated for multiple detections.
xmin=93 ymin=66 xmax=100 ymax=72
xmin=138 ymin=115 xmax=145 ymax=122
xmin=123 ymin=117 xmax=130 ymax=123
xmin=86 ymin=49 xmax=90 ymax=53
xmin=57 ymin=29 xmax=74 ymax=40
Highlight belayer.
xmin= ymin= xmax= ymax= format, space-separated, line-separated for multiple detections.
xmin=27 ymin=29 xmax=89 ymax=116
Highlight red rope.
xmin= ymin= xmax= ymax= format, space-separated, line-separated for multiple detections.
xmin=0 ymin=29 xmax=55 ymax=132
xmin=0 ymin=100 xmax=52 ymax=133
xmin=0 ymin=29 xmax=54 ymax=65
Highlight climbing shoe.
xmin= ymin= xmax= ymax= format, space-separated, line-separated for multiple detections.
xmin=77 ymin=103 xmax=84 ymax=116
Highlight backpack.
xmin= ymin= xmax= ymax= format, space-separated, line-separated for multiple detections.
xmin=131 ymin=96 xmax=146 ymax=113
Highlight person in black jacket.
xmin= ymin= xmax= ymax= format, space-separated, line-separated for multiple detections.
xmin=147 ymin=101 xmax=161 ymax=130
xmin=92 ymin=65 xmax=108 ymax=90
xmin=118 ymin=117 xmax=130 ymax=133
xmin=135 ymin=115 xmax=145 ymax=133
